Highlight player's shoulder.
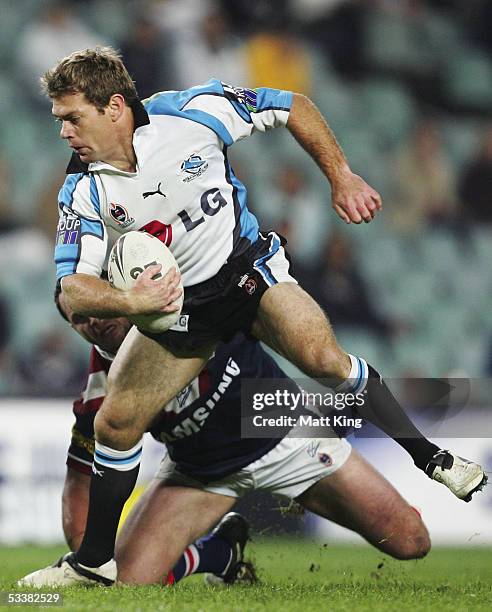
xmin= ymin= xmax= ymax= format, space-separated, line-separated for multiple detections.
xmin=143 ymin=79 xmax=226 ymax=115
xmin=58 ymin=170 xmax=90 ymax=207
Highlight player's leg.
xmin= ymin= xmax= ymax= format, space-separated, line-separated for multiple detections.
xmin=252 ymin=282 xmax=486 ymax=499
xmin=252 ymin=283 xmax=350 ymax=379
xmin=33 ymin=468 xmax=242 ymax=588
xmin=75 ymin=326 xmax=215 ymax=570
xmin=62 ymin=468 xmax=90 ymax=551
xmin=115 ymin=480 xmax=236 ymax=584
xmin=296 ymin=448 xmax=430 ymax=560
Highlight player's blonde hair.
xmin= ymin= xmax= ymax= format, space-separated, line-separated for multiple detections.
xmin=41 ymin=46 xmax=138 ymax=111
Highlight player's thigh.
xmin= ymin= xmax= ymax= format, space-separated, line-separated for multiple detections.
xmin=116 ymin=479 xmax=235 ymax=584
xmin=252 ymin=283 xmax=347 ymax=379
xmin=97 ymin=327 xmax=215 ymax=440
xmin=296 ymin=449 xmax=430 ymax=559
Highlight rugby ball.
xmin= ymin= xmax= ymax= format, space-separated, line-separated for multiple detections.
xmin=107 ymin=231 xmax=183 ymax=333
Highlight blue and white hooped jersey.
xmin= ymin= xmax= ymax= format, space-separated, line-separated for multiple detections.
xmin=54 ymin=80 xmax=292 ymax=286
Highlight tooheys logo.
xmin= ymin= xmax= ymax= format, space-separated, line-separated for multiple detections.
xmin=159 ymin=357 xmax=241 ymax=442
xmin=56 ymin=213 xmax=80 ymax=245
xmin=222 ymin=83 xmax=258 ymax=112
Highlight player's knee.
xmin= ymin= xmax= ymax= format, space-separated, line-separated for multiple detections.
xmin=300 ymin=343 xmax=346 ymax=379
xmin=392 ymin=520 xmax=431 ymax=560
xmin=94 ymin=410 xmax=142 ymax=449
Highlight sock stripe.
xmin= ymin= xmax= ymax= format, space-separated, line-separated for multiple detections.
xmin=94 ymin=448 xmax=142 ymax=464
xmin=183 ymin=545 xmax=199 ymax=577
xmin=354 ymin=357 xmax=368 ymax=394
xmin=94 ymin=440 xmax=143 ymax=472
xmin=338 ymin=354 xmax=368 ymax=393
xmin=354 ymin=357 xmax=363 ymax=392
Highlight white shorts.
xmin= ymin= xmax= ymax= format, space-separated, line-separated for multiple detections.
xmin=155 ymin=436 xmax=352 ymax=500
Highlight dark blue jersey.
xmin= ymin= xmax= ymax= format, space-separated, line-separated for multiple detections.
xmin=68 ymin=333 xmax=298 ymax=481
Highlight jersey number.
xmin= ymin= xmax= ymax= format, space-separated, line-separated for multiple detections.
xmin=178 ymin=188 xmax=228 ymax=232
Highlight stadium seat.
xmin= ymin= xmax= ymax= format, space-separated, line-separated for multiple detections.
xmin=356 ymin=79 xmax=416 ymax=150
xmin=440 ymin=118 xmax=483 ymax=167
xmin=444 ymin=49 xmax=492 ymax=109
xmin=363 ymin=9 xmax=434 ymax=74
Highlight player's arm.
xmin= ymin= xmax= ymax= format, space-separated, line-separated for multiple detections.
xmin=61 ymin=268 xmax=182 ymax=318
xmin=286 ymin=94 xmax=382 ymax=224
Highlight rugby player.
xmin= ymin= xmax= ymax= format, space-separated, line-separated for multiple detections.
xmin=21 ymin=288 xmax=483 ymax=586
xmin=29 ymin=47 xmax=485 ymax=585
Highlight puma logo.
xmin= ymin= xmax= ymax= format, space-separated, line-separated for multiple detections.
xmin=143 ymin=182 xmax=166 ymax=199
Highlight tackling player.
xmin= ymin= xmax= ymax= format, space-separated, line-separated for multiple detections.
xmin=31 ymin=47 xmax=486 ymax=584
xmin=20 ymin=287 xmax=484 ymax=586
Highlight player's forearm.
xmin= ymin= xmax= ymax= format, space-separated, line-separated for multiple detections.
xmin=61 ymin=273 xmax=136 ymax=318
xmin=286 ymin=93 xmax=351 ymax=186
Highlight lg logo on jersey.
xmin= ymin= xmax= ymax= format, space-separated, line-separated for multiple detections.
xmin=178 ymin=187 xmax=227 ymax=232
xmin=138 ymin=187 xmax=228 ymax=246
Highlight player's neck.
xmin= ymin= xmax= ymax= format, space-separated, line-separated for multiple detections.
xmin=106 ymin=148 xmax=137 ymax=173
xmin=104 ymin=117 xmax=137 ymax=172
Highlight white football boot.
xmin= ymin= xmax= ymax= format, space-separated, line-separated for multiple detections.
xmin=18 ymin=553 xmax=116 ymax=587
xmin=426 ymin=450 xmax=488 ymax=502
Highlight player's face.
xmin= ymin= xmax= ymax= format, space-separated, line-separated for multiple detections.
xmin=52 ymin=93 xmax=116 ymax=164
xmin=59 ymin=292 xmax=131 ymax=354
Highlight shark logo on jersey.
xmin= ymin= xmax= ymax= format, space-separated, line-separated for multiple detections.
xmin=222 ymin=83 xmax=258 ymax=112
xmin=109 ymin=202 xmax=135 ymax=228
xmin=181 ymin=154 xmax=209 ymax=182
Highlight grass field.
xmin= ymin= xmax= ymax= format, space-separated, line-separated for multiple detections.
xmin=1 ymin=540 xmax=491 ymax=611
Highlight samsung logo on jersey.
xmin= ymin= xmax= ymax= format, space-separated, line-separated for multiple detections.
xmin=160 ymin=357 xmax=240 ymax=442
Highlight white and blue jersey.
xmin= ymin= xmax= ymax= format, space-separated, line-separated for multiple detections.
xmin=54 ymin=80 xmax=292 ymax=286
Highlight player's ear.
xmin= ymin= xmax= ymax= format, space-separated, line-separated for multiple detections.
xmin=108 ymin=94 xmax=126 ymax=121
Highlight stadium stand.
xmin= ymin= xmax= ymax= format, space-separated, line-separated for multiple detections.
xmin=1 ymin=0 xmax=492 ymax=394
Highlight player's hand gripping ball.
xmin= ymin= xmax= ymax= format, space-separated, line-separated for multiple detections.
xmin=108 ymin=231 xmax=183 ymax=332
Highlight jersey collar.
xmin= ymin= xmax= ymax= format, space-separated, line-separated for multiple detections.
xmin=65 ymin=99 xmax=150 ymax=174
xmin=94 ymin=344 xmax=115 ymax=362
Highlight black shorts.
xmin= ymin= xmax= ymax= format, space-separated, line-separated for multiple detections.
xmin=141 ymin=231 xmax=297 ymax=353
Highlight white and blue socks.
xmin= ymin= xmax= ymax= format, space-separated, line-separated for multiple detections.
xmin=339 ymin=354 xmax=440 ymax=471
xmin=76 ymin=439 xmax=143 ymax=568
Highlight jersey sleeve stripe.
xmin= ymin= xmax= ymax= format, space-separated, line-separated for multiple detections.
xmin=89 ymin=175 xmax=101 ymax=216
xmin=176 ymin=108 xmax=233 ymax=145
xmin=58 ymin=172 xmax=85 ymax=209
xmin=55 ymin=245 xmax=81 ymax=279
xmin=144 ymin=86 xmax=234 ymax=145
xmin=80 ymin=218 xmax=104 ymax=239
xmin=224 ymin=154 xmax=258 ymax=243
xmin=255 ymin=88 xmax=293 ymax=113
